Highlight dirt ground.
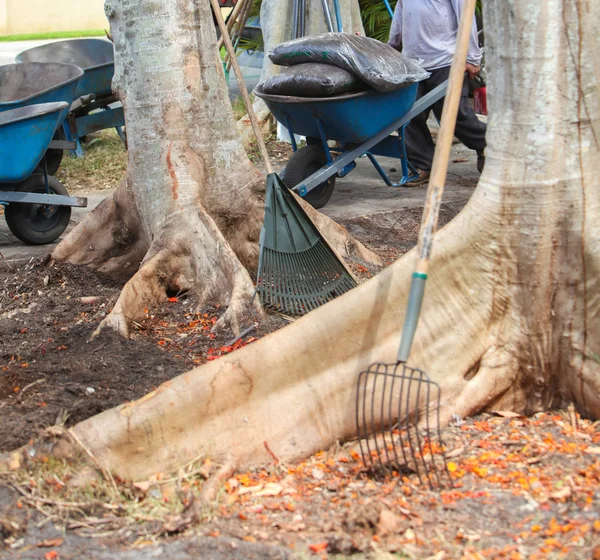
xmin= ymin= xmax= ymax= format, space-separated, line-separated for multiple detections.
xmin=1 ymin=180 xmax=599 ymax=558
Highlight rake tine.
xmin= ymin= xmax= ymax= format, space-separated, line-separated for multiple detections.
xmin=380 ymin=367 xmax=393 ymax=469
xmin=425 ymin=376 xmax=443 ymax=488
xmin=413 ymin=369 xmax=433 ymax=490
xmin=435 ymin=382 xmax=453 ymax=487
xmin=387 ymin=365 xmax=403 ymax=470
xmin=356 ymin=370 xmax=368 ymax=467
xmin=370 ymin=365 xmax=385 ymax=471
xmin=396 ymin=364 xmax=411 ymax=473
xmin=404 ymin=367 xmax=423 ymax=484
xmin=362 ymin=367 xmax=374 ymax=469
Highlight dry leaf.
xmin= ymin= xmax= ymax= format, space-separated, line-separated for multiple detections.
xmin=377 ymin=509 xmax=403 ymax=536
xmin=238 ymin=484 xmax=263 ymax=495
xmin=550 ymin=487 xmax=572 ymax=501
xmin=585 ymin=446 xmax=600 ymax=455
xmin=404 ymin=528 xmax=417 ymax=542
xmin=445 ymin=447 xmax=465 ymax=458
xmin=37 ymin=539 xmax=64 ymax=548
xmin=254 ymin=483 xmax=283 ymax=498
xmin=492 ymin=410 xmax=523 ymax=418
xmin=133 ymin=480 xmax=152 ymax=492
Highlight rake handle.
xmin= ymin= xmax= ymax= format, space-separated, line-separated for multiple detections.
xmin=210 ymin=0 xmax=274 ymax=174
xmin=397 ymin=0 xmax=477 ymax=363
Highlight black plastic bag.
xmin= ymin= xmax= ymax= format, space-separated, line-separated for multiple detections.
xmin=269 ymin=32 xmax=429 ymax=92
xmin=260 ymin=63 xmax=365 ymax=97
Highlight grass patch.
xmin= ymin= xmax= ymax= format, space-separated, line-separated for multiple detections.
xmin=56 ymin=129 xmax=127 ymax=194
xmin=0 ymin=29 xmax=105 ymax=42
xmin=230 ymin=94 xmax=254 ymax=121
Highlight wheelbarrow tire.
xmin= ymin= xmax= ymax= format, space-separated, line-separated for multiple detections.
xmin=34 ymin=128 xmax=65 ymax=176
xmin=5 ymin=175 xmax=72 ymax=246
xmin=284 ymin=145 xmax=336 ymax=209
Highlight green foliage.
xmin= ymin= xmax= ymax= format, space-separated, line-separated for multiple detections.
xmin=359 ymin=0 xmax=397 ymax=42
xmin=249 ymin=0 xmax=262 ymax=19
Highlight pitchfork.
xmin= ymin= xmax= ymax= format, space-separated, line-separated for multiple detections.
xmin=356 ymin=0 xmax=478 ymax=489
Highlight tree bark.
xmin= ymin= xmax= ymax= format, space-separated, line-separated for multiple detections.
xmin=52 ymin=0 xmax=380 ymax=336
xmin=65 ymin=0 xmax=600 ymax=481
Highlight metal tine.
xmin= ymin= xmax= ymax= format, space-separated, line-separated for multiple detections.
xmin=413 ymin=369 xmax=434 ymax=490
xmin=362 ymin=366 xmax=375 ymax=468
xmin=387 ymin=364 xmax=403 ymax=470
xmin=380 ymin=366 xmax=394 ymax=469
xmin=395 ymin=363 xmax=412 ymax=473
xmin=403 ymin=366 xmax=423 ymax=484
xmin=370 ymin=365 xmax=382 ymax=470
xmin=424 ymin=373 xmax=444 ymax=487
xmin=435 ymin=382 xmax=453 ymax=486
xmin=356 ymin=370 xmax=368 ymax=467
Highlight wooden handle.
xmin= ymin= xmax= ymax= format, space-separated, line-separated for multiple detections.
xmin=210 ymin=0 xmax=273 ymax=174
xmin=415 ymin=0 xmax=477 ymax=274
xmin=216 ymin=0 xmax=246 ymax=51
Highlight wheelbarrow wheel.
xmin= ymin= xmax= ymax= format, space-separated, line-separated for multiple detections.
xmin=34 ymin=128 xmax=65 ymax=176
xmin=284 ymin=145 xmax=336 ymax=209
xmin=5 ymin=175 xmax=72 ymax=246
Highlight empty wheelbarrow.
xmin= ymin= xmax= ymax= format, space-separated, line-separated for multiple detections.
xmin=0 ymin=102 xmax=87 ymax=245
xmin=16 ymin=39 xmax=126 ymax=158
xmin=255 ymin=80 xmax=448 ymax=209
xmin=0 ymin=62 xmax=83 ymax=175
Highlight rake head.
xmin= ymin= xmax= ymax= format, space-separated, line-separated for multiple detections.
xmin=356 ymin=361 xmax=453 ymax=489
xmin=256 ymin=173 xmax=357 ymax=316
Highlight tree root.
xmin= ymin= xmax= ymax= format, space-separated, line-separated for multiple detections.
xmin=91 ymin=205 xmax=264 ymax=338
xmin=53 ymin=180 xmax=148 ymax=281
xmin=199 ymin=462 xmax=237 ymax=504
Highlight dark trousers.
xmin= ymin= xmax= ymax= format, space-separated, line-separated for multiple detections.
xmin=405 ymin=65 xmax=487 ymax=172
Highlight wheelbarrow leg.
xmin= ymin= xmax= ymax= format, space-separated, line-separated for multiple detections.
xmin=62 ymin=121 xmax=85 ymax=159
xmin=364 ymin=125 xmax=419 ymax=187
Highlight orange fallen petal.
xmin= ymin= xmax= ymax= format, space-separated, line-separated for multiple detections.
xmin=309 ymin=542 xmax=328 ymax=553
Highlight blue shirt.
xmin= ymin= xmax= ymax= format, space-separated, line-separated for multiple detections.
xmin=388 ymin=0 xmax=482 ymax=71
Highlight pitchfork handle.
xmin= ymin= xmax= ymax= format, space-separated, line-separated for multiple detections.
xmin=397 ymin=0 xmax=477 ymax=363
xmin=209 ymin=0 xmax=274 ymax=174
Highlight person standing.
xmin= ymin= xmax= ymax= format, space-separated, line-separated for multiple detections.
xmin=389 ymin=0 xmax=486 ymax=182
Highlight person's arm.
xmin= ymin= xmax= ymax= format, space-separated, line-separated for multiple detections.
xmin=388 ymin=0 xmax=402 ymax=50
xmin=451 ymin=0 xmax=482 ymax=69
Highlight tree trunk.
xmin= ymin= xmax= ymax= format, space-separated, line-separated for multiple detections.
xmin=61 ymin=0 xmax=600 ymax=481
xmin=237 ymin=0 xmax=364 ymax=144
xmin=52 ymin=0 xmax=380 ymax=336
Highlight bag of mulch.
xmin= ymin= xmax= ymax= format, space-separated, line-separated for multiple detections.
xmin=260 ymin=63 xmax=366 ymax=97
xmin=269 ymin=32 xmax=429 ymax=92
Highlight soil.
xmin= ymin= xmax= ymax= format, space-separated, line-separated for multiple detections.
xmin=0 ymin=202 xmax=461 ymax=453
xmin=1 ymin=200 xmax=599 ymax=559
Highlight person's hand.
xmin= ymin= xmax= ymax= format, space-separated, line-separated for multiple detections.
xmin=466 ymin=63 xmax=480 ymax=79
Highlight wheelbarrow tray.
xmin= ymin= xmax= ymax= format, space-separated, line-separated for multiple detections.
xmin=255 ymin=83 xmax=418 ymax=144
xmin=0 ymin=102 xmax=68 ymax=183
xmin=17 ymin=39 xmax=115 ymax=98
xmin=0 ymin=62 xmax=82 ymax=125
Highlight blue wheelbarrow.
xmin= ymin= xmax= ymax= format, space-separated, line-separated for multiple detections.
xmin=0 ymin=61 xmax=83 ymax=175
xmin=0 ymin=102 xmax=87 ymax=245
xmin=255 ymin=80 xmax=448 ymax=208
xmin=16 ymin=38 xmax=126 ymax=159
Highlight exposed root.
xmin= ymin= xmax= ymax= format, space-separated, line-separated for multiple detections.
xmin=92 ymin=250 xmax=173 ymax=339
xmin=211 ymin=274 xmax=263 ymax=335
xmin=53 ymin=180 xmax=148 ymax=281
xmin=199 ymin=462 xmax=237 ymax=504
